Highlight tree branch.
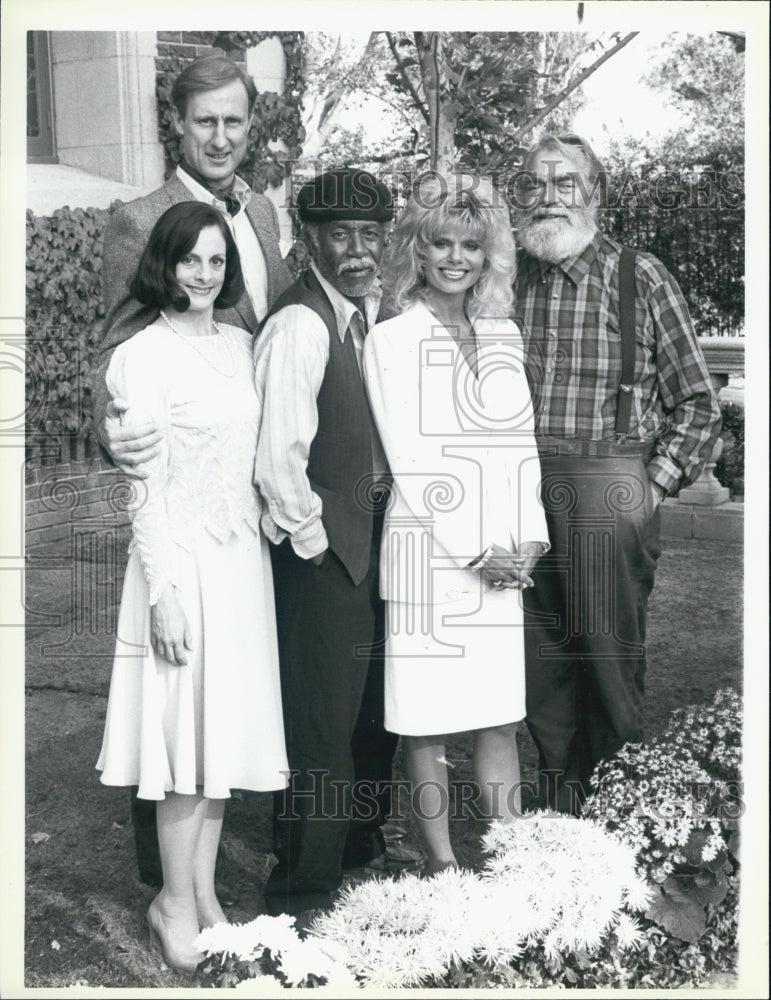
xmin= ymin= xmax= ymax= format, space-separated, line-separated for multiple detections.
xmin=415 ymin=32 xmax=440 ymax=165
xmin=511 ymin=31 xmax=639 ymax=143
xmin=386 ymin=31 xmax=430 ymax=125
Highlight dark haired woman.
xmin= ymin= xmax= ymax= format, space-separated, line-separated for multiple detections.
xmin=96 ymin=202 xmax=288 ymax=971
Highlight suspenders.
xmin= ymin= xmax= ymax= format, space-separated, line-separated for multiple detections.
xmin=521 ymin=245 xmax=639 ymax=441
xmin=615 ymin=246 xmax=637 ymax=439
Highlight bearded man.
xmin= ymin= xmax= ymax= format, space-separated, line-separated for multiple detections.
xmin=512 ymin=133 xmax=721 ymax=814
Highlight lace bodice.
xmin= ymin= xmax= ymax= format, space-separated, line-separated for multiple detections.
xmin=106 ymin=322 xmax=261 ymax=604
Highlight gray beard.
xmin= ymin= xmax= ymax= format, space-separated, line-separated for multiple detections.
xmin=516 ymin=212 xmax=598 ymax=264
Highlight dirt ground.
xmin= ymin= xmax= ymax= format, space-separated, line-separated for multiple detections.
xmin=18 ymin=536 xmax=743 ymax=989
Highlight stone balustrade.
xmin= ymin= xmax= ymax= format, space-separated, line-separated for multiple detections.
xmin=661 ymin=336 xmax=744 ymax=541
xmin=676 ymin=337 xmax=744 ymax=507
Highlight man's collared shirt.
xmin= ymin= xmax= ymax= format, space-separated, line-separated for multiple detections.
xmin=177 ymin=165 xmax=270 ymax=324
xmin=253 ymin=262 xmax=386 ymax=559
xmin=514 ymin=231 xmax=721 ymax=493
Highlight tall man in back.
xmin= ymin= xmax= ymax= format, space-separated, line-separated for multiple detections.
xmin=94 ymin=53 xmax=291 ymax=408
xmin=512 ymin=133 xmax=721 ymax=813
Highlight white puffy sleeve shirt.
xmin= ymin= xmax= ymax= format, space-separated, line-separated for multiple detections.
xmin=105 ymin=323 xmax=262 ymax=604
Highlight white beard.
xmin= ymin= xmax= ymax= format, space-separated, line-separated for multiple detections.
xmin=516 ymin=209 xmax=598 ymax=264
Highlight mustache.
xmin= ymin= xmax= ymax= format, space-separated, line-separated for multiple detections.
xmin=520 ymin=206 xmax=596 ymax=223
xmin=337 ymin=257 xmax=378 ymax=274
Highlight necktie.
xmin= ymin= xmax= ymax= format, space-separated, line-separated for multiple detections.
xmin=221 ymin=191 xmax=242 ymax=217
xmin=179 ymin=159 xmax=241 ymax=216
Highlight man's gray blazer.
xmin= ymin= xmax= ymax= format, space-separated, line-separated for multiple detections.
xmin=91 ymin=172 xmax=292 ymax=426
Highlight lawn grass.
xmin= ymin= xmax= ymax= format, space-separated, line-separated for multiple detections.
xmin=20 ymin=536 xmax=742 ymax=989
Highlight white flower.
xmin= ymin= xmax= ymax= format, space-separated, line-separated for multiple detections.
xmin=247 ymin=913 xmax=302 ymax=955
xmin=614 ymin=912 xmax=644 ymax=950
xmin=194 ymin=920 xmax=266 ymax=962
xmin=310 ymin=935 xmax=351 ymax=967
xmin=624 ymin=875 xmax=654 ymax=912
xmin=277 ymin=937 xmax=357 ymax=988
xmin=276 ymin=940 xmax=323 ymax=986
xmin=700 ymin=830 xmax=724 ymax=863
xmin=541 ymin=929 xmax=562 ymax=961
xmin=200 ymin=718 xmax=743 ymax=989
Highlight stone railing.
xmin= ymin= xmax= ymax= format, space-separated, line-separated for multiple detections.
xmin=676 ymin=338 xmax=745 ymax=507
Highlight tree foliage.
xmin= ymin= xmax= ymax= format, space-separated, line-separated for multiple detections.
xmin=300 ymin=31 xmax=638 ymax=175
xmin=640 ymin=33 xmax=744 ymax=169
xmin=602 ymin=33 xmax=745 ymax=337
xmin=300 ymin=33 xmax=427 ymax=169
xmin=386 ymin=30 xmax=641 ymax=171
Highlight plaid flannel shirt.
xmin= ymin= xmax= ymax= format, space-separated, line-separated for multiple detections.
xmin=514 ymin=232 xmax=721 ymax=494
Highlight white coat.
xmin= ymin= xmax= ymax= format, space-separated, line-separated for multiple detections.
xmin=363 ymin=301 xmax=549 ymax=608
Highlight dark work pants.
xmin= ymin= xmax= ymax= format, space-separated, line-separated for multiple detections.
xmin=264 ymin=526 xmax=397 ymax=916
xmin=523 ymin=452 xmax=661 ymax=814
xmin=342 ymin=649 xmax=399 ymax=867
xmin=130 ymin=788 xmax=162 ymax=887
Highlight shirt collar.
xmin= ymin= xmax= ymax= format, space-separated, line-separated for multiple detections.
xmin=518 ymin=230 xmax=602 ymax=287
xmin=310 ymin=262 xmax=382 ymax=343
xmin=176 ymin=163 xmax=252 ymax=213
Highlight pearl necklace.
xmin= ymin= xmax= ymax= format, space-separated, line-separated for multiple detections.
xmin=159 ymin=310 xmax=236 ymax=378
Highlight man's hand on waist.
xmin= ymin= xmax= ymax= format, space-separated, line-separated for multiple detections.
xmin=101 ymin=397 xmax=162 ymax=478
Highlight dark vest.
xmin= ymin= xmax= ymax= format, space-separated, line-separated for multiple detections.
xmin=259 ymin=269 xmax=377 ymax=585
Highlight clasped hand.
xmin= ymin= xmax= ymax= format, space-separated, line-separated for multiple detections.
xmin=150 ymin=586 xmax=193 ymax=666
xmin=477 ymin=541 xmax=545 ymax=590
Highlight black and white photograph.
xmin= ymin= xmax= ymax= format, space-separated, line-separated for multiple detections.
xmin=1 ymin=0 xmax=767 ymax=994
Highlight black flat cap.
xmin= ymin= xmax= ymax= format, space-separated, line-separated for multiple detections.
xmin=297 ymin=169 xmax=394 ymax=223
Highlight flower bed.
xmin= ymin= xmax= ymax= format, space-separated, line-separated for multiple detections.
xmin=196 ymin=689 xmax=741 ymax=989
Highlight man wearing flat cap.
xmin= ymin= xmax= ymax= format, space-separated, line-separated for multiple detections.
xmin=253 ymin=168 xmax=404 ymax=917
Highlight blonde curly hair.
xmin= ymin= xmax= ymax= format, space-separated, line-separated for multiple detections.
xmin=382 ymin=171 xmax=516 ymax=322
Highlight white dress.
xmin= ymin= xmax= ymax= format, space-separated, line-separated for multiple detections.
xmin=96 ymin=322 xmax=288 ymax=799
xmin=363 ymin=303 xmax=550 ymax=736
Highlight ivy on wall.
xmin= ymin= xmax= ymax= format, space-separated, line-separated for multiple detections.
xmin=156 ymin=31 xmax=306 ymax=193
xmin=26 ymin=33 xmax=307 ymax=460
xmin=25 ymin=207 xmax=109 ymax=451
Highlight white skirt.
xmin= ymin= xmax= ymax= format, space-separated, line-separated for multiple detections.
xmin=96 ymin=528 xmax=288 ymax=799
xmin=384 ymin=581 xmax=526 ymax=736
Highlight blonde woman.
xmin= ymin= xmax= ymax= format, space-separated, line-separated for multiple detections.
xmin=363 ymin=173 xmax=549 ymax=874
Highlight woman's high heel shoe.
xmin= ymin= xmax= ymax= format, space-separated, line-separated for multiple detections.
xmin=147 ymin=897 xmax=203 ymax=973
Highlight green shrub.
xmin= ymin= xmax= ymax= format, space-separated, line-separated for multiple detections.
xmin=583 ymin=688 xmax=741 ymax=987
xmin=715 ymin=401 xmax=744 ymax=498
